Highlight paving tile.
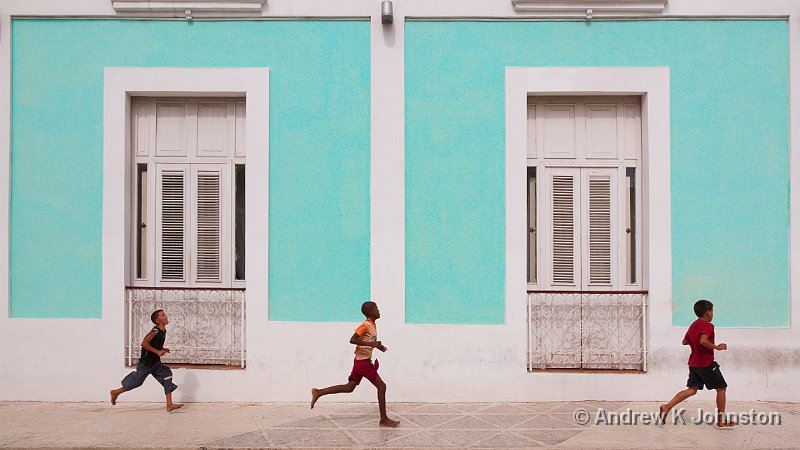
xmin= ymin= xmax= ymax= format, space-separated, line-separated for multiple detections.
xmin=269 ymin=415 xmax=338 ymax=429
xmin=402 ymin=403 xmax=463 ymax=414
xmin=478 ymin=413 xmax=535 ymax=428
xmin=329 ymin=414 xmax=379 ymax=428
xmin=262 ymin=428 xmax=314 ymax=447
xmin=347 ymin=429 xmax=417 ymax=446
xmin=470 ymin=430 xmax=542 ymax=448
xmin=514 ymin=414 xmax=579 ymax=429
xmin=290 ymin=429 xmax=357 ymax=448
xmin=386 ymin=402 xmax=425 ymax=412
xmin=519 ymin=402 xmax=560 ymax=413
xmin=517 ymin=429 xmax=584 ymax=446
xmin=479 ymin=404 xmax=533 ymax=415
xmin=328 ymin=403 xmax=380 ymax=414
xmin=434 ymin=415 xmax=500 ymax=429
xmin=434 ymin=429 xmax=502 ymax=447
xmin=403 ymin=414 xmax=464 ymax=428
xmin=378 ymin=431 xmax=457 ymax=448
xmin=449 ymin=403 xmax=496 ymax=413
xmin=201 ymin=430 xmax=271 ymax=448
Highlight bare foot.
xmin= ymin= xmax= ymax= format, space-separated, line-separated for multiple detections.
xmin=658 ymin=404 xmax=669 ymax=424
xmin=310 ymin=388 xmax=320 ymax=409
xmin=379 ymin=418 xmax=400 ymax=427
xmin=167 ymin=403 xmax=183 ymax=412
xmin=717 ymin=421 xmax=736 ymax=428
xmin=110 ymin=390 xmax=119 ymax=406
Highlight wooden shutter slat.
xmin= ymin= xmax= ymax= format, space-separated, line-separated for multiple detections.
xmin=160 ymin=170 xmax=185 ymax=281
xmin=196 ymin=171 xmax=221 ymax=282
xmin=551 ymin=175 xmax=575 ymax=284
xmin=588 ymin=176 xmax=612 ymax=284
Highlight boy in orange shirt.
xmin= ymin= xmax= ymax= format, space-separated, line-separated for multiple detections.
xmin=311 ymin=301 xmax=399 ymax=427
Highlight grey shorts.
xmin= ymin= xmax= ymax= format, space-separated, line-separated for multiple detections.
xmin=121 ymin=362 xmax=177 ymax=394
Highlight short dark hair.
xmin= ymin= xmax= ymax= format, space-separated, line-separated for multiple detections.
xmin=361 ymin=301 xmax=377 ymax=317
xmin=693 ymin=300 xmax=713 ymax=318
xmin=151 ymin=309 xmax=164 ymax=324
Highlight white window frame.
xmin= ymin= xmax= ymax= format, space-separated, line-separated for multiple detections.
xmin=527 ymin=95 xmax=640 ymax=292
xmin=505 ymin=66 xmax=670 ymax=326
xmin=130 ymin=98 xmax=245 ymax=289
xmin=103 ymin=67 xmax=268 ymax=326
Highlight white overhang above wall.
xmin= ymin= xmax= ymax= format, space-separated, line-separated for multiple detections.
xmin=511 ymin=0 xmax=667 ymax=18
xmin=111 ymin=0 xmax=266 ymax=18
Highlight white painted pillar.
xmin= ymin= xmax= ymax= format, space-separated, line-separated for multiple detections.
xmin=370 ymin=3 xmax=406 ymax=325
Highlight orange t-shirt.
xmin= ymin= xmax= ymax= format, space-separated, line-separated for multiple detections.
xmin=353 ymin=318 xmax=377 ymax=360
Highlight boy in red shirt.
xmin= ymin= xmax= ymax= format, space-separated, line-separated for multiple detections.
xmin=660 ymin=299 xmax=734 ymax=427
xmin=310 ymin=301 xmax=399 ymax=427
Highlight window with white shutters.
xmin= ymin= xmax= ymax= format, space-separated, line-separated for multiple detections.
xmin=131 ymin=98 xmax=245 ymax=288
xmin=527 ymin=96 xmax=640 ymax=291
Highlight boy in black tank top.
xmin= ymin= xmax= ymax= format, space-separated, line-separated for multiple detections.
xmin=110 ymin=309 xmax=183 ymax=412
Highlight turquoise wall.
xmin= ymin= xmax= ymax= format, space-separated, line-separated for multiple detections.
xmin=405 ymin=20 xmax=788 ymax=326
xmin=10 ymin=19 xmax=370 ymax=321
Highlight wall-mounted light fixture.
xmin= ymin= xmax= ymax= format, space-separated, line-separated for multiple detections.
xmin=381 ymin=1 xmax=393 ymax=24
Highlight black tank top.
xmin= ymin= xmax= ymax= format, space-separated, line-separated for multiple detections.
xmin=140 ymin=326 xmax=166 ymax=366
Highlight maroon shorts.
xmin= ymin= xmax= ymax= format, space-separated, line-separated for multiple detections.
xmin=348 ymin=358 xmax=379 ymax=385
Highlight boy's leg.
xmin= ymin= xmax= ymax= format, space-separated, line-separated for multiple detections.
xmin=150 ymin=363 xmax=182 ymax=412
xmin=312 ymin=359 xmax=367 ymax=409
xmin=311 ymin=380 xmax=358 ymax=409
xmin=110 ymin=387 xmax=126 ymax=405
xmin=111 ymin=366 xmax=149 ymax=405
xmin=715 ymin=388 xmax=734 ymax=427
xmin=165 ymin=392 xmax=183 ymax=412
xmin=659 ymin=387 xmax=698 ymax=420
xmin=368 ymin=374 xmax=399 ymax=427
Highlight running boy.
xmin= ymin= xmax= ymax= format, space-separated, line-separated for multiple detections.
xmin=660 ymin=299 xmax=734 ymax=427
xmin=310 ymin=301 xmax=399 ymax=427
xmin=110 ymin=309 xmax=183 ymax=412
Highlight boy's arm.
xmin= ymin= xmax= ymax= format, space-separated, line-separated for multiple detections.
xmin=140 ymin=330 xmax=166 ymax=356
xmin=349 ymin=333 xmax=387 ymax=352
xmin=699 ymin=334 xmax=727 ymax=351
xmin=682 ymin=336 xmax=689 ymax=345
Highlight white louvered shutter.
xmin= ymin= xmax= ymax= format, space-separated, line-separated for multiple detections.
xmin=547 ymin=169 xmax=581 ymax=287
xmin=194 ymin=166 xmax=223 ymax=283
xmin=581 ymin=168 xmax=618 ymax=289
xmin=156 ymin=166 xmax=189 ymax=282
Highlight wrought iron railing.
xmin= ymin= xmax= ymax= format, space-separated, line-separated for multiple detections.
xmin=126 ymin=287 xmax=246 ymax=368
xmin=528 ymin=291 xmax=647 ymax=371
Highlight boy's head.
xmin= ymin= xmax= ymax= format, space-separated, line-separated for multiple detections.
xmin=693 ymin=299 xmax=714 ymax=319
xmin=150 ymin=309 xmax=168 ymax=325
xmin=361 ymin=301 xmax=380 ymax=320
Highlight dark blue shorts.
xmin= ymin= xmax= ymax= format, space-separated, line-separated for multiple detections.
xmin=687 ymin=361 xmax=727 ymax=390
xmin=121 ymin=362 xmax=177 ymax=395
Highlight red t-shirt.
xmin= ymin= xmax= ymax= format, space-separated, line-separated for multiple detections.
xmin=685 ymin=318 xmax=715 ymax=367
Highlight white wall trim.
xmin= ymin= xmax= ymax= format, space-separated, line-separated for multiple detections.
xmin=103 ymin=67 xmax=269 ymax=362
xmin=504 ymin=66 xmax=671 ymax=347
xmin=370 ymin=10 xmax=406 ymax=325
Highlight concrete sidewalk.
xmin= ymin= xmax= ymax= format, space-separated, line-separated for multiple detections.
xmin=1 ymin=400 xmax=798 ymax=449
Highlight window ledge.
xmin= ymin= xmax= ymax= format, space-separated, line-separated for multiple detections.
xmin=127 ymin=362 xmax=245 ymax=370
xmin=111 ymin=0 xmax=266 ymax=18
xmin=511 ymin=0 xmax=667 ymax=17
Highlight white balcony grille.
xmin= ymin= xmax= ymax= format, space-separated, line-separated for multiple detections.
xmin=126 ymin=288 xmax=246 ymax=367
xmin=528 ymin=291 xmax=647 ymax=371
